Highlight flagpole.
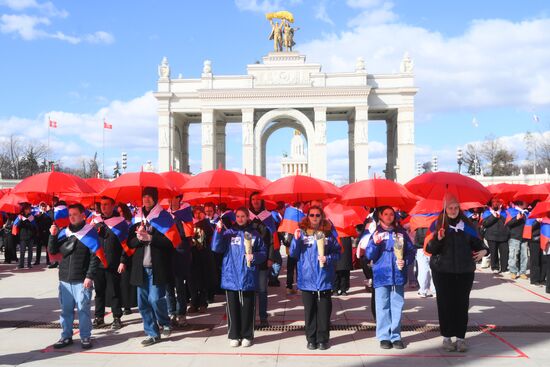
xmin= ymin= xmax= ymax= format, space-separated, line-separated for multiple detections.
xmin=102 ymin=119 xmax=105 ymax=178
xmin=47 ymin=116 xmax=50 ymax=171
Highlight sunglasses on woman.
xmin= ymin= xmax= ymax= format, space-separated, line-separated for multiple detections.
xmin=308 ymin=213 xmax=321 ymax=218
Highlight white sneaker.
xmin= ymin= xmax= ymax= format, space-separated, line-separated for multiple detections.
xmin=492 ymin=269 xmax=499 ymax=274
xmin=229 ymin=339 xmax=241 ymax=347
xmin=417 ymin=292 xmax=428 ymax=298
xmin=241 ymin=338 xmax=253 ymax=347
xmin=442 ymin=338 xmax=456 ymax=352
xmin=456 ymin=339 xmax=468 ymax=352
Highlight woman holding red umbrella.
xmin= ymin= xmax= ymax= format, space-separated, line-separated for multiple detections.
xmin=426 ymin=195 xmax=488 ymax=353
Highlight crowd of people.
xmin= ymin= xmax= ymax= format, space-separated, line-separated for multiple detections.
xmin=1 ymin=188 xmax=549 ymax=353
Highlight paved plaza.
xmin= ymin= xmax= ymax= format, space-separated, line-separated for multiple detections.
xmin=1 ymin=255 xmax=549 ymax=367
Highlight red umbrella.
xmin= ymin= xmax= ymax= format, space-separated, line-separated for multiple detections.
xmin=410 ymin=199 xmax=485 ymax=215
xmin=405 ymin=172 xmax=491 ymax=204
xmin=245 ymin=174 xmax=271 ymax=191
xmin=528 ymin=200 xmax=550 ymax=219
xmin=13 ymin=170 xmax=95 ymax=199
xmin=160 ymin=171 xmax=192 ymax=194
xmin=0 ymin=192 xmax=29 ymax=213
xmin=84 ymin=178 xmax=110 ymax=193
xmin=340 ymin=178 xmax=418 ymax=210
xmin=324 ymin=203 xmax=368 ymax=237
xmin=100 ymin=171 xmax=176 ymax=205
xmin=181 ymin=167 xmax=261 ymax=197
xmin=513 ymin=183 xmax=550 ymax=203
xmin=487 ymin=183 xmax=527 ymax=203
xmin=260 ymin=174 xmax=341 ymax=202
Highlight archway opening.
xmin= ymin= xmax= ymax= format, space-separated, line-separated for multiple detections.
xmin=264 ymin=123 xmax=309 ymax=180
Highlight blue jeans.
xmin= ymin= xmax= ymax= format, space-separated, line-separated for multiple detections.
xmin=508 ymin=239 xmax=528 ymax=275
xmin=257 ymin=269 xmax=268 ymax=320
xmin=59 ymin=281 xmax=93 ymax=339
xmin=374 ymin=285 xmax=405 ymax=342
xmin=137 ymin=268 xmax=170 ymax=338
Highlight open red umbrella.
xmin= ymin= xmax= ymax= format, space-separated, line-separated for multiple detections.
xmin=324 ymin=203 xmax=368 ymax=237
xmin=84 ymin=178 xmax=110 ymax=193
xmin=528 ymin=200 xmax=550 ymax=219
xmin=513 ymin=183 xmax=550 ymax=203
xmin=340 ymin=178 xmax=418 ymax=210
xmin=100 ymin=171 xmax=176 ymax=205
xmin=13 ymin=170 xmax=95 ymax=204
xmin=260 ymin=174 xmax=341 ymax=202
xmin=0 ymin=192 xmax=29 ymax=213
xmin=245 ymin=174 xmax=271 ymax=191
xmin=405 ymin=172 xmax=491 ymax=204
xmin=181 ymin=167 xmax=261 ymax=197
xmin=160 ymin=171 xmax=192 ymax=194
xmin=486 ymin=183 xmax=527 ymax=203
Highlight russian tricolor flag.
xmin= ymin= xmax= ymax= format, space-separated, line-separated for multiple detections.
xmin=11 ymin=214 xmax=36 ymax=236
xmin=278 ymin=206 xmax=305 ymax=234
xmin=133 ymin=204 xmax=182 ymax=248
xmin=54 ymin=205 xmax=70 ymax=228
xmin=98 ymin=216 xmax=134 ymax=256
xmin=540 ymin=218 xmax=550 ymax=252
xmin=172 ymin=203 xmax=194 ymax=237
xmin=410 ymin=213 xmax=438 ymax=232
xmin=523 ymin=218 xmax=535 ymax=240
xmin=59 ymin=223 xmax=107 ymax=267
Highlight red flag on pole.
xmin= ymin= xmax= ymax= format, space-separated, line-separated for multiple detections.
xmin=103 ymin=121 xmax=112 ymax=129
xmin=49 ymin=120 xmax=57 ymax=128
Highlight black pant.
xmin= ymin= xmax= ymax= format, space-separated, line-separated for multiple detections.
xmin=432 ymin=271 xmax=474 ymax=339
xmin=302 ymin=290 xmax=332 ymax=344
xmin=333 ymin=270 xmax=350 ymax=292
xmin=529 ymin=240 xmax=543 ymax=284
xmin=3 ymin=233 xmax=17 ymax=263
xmin=94 ymin=267 xmax=123 ymax=318
xmin=167 ymin=275 xmax=188 ymax=315
xmin=286 ymin=256 xmax=298 ymax=289
xmin=542 ymin=255 xmax=550 ymax=293
xmin=487 ymin=240 xmax=509 ymax=272
xmin=35 ymin=235 xmax=50 ymax=264
xmin=226 ymin=290 xmax=255 ymax=340
xmin=18 ymin=239 xmax=33 ymax=268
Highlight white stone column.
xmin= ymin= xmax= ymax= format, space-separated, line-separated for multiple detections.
xmin=242 ymin=108 xmax=254 ymax=174
xmin=386 ymin=115 xmax=397 ymax=180
xmin=158 ymin=110 xmax=171 ymax=172
xmin=201 ymin=109 xmax=216 ymax=172
xmin=312 ymin=107 xmax=328 ymax=180
xmin=354 ymin=106 xmax=369 ymax=181
xmin=396 ymin=106 xmax=415 ymax=183
xmin=181 ymin=122 xmax=190 ymax=173
xmin=215 ymin=120 xmax=226 ymax=169
xmin=348 ymin=119 xmax=355 ymax=183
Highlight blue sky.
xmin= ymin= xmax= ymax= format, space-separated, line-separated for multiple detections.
xmin=1 ymin=0 xmax=549 ymax=182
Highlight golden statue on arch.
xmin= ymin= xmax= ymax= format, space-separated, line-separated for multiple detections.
xmin=267 ymin=11 xmax=299 ymax=52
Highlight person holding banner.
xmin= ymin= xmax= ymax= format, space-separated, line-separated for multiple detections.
xmin=48 ymin=203 xmax=100 ymax=350
xmin=212 ymin=207 xmax=267 ymax=348
xmin=91 ymin=196 xmax=130 ymax=330
xmin=290 ymin=205 xmax=340 ymax=351
xmin=365 ymin=206 xmax=415 ymax=350
xmin=426 ymin=195 xmax=488 ymax=353
xmin=128 ymin=187 xmax=177 ymax=347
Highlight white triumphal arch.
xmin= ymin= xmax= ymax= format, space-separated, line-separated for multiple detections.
xmin=155 ymin=48 xmax=417 ymax=183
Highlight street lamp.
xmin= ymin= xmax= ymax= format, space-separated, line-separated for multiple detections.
xmin=432 ymin=156 xmax=438 ymax=172
xmin=457 ymin=148 xmax=463 ymax=174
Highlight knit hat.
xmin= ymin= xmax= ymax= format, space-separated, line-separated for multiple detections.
xmin=142 ymin=187 xmax=158 ymax=204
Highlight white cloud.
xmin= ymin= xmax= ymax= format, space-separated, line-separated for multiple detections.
xmin=346 ymin=0 xmax=383 ymax=8
xmin=0 ymin=1 xmax=114 ymax=44
xmin=300 ymin=5 xmax=550 ymax=114
xmin=315 ymin=2 xmax=334 ymax=26
xmin=235 ymin=0 xmax=301 ymax=13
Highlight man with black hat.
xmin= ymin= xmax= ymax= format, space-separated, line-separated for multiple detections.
xmin=91 ymin=196 xmax=130 ymax=330
xmin=128 ymin=187 xmax=175 ymax=346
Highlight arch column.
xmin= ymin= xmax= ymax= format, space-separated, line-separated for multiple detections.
xmin=201 ymin=109 xmax=216 ymax=171
xmin=396 ymin=106 xmax=415 ymax=183
xmin=354 ymin=106 xmax=369 ymax=181
xmin=242 ymin=108 xmax=254 ymax=174
xmin=313 ymin=107 xmax=327 ymax=179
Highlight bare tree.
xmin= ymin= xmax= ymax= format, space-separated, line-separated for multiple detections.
xmin=479 ymin=135 xmax=518 ymax=176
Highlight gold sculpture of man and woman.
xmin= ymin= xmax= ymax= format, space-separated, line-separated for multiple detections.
xmin=268 ymin=13 xmax=299 ymax=52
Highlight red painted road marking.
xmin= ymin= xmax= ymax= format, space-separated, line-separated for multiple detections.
xmin=479 ymin=324 xmax=528 ymax=358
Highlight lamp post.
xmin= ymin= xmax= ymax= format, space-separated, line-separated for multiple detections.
xmin=457 ymin=148 xmax=463 ymax=174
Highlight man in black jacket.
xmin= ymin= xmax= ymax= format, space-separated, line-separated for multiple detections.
xmin=481 ymin=198 xmax=510 ymax=274
xmin=34 ymin=202 xmax=53 ymax=266
xmin=92 ymin=197 xmax=129 ymax=330
xmin=16 ymin=203 xmax=37 ymax=269
xmin=48 ymin=203 xmax=99 ymax=350
xmin=128 ymin=187 xmax=174 ymax=346
xmin=506 ymin=201 xmax=529 ymax=280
